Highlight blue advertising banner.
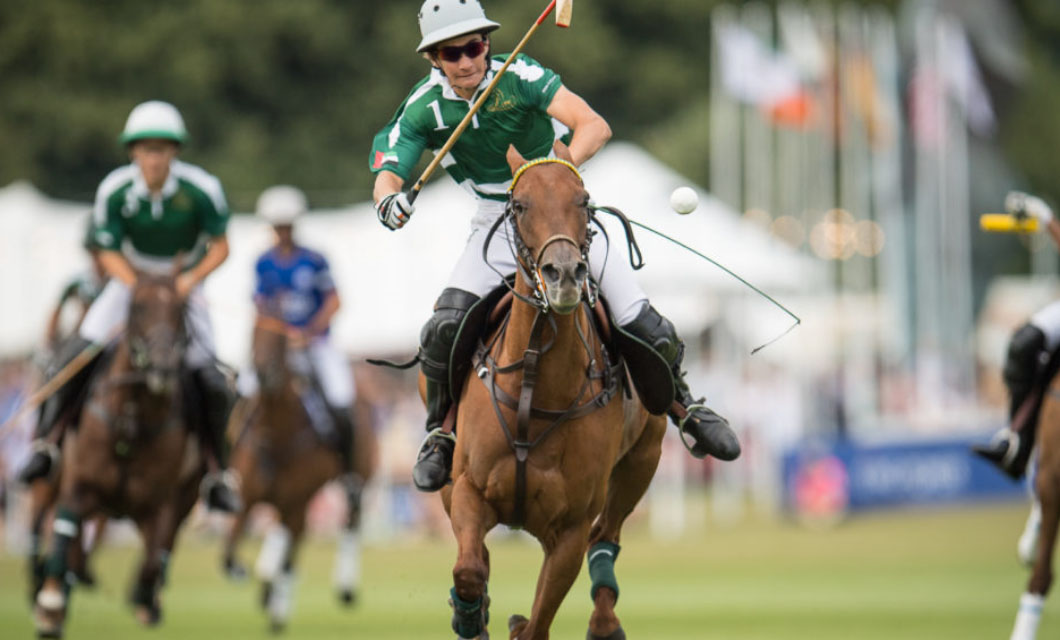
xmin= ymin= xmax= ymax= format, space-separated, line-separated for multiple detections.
xmin=782 ymin=435 xmax=1028 ymax=515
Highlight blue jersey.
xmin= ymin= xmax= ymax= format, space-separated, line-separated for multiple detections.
xmin=254 ymin=246 xmax=336 ymax=329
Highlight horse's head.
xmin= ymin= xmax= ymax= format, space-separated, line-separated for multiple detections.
xmin=505 ymin=142 xmax=592 ymax=315
xmin=252 ymin=301 xmax=291 ymax=393
xmin=127 ymin=271 xmax=186 ymax=395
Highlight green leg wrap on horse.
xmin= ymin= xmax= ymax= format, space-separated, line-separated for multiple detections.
xmin=449 ymin=586 xmax=488 ymax=639
xmin=45 ymin=506 xmax=80 ymax=580
xmin=588 ymin=540 xmax=621 ymax=602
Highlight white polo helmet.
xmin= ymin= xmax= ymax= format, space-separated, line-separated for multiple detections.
xmin=416 ymin=0 xmax=500 ymax=52
xmin=120 ymin=100 xmax=187 ymax=145
xmin=257 ymin=185 xmax=308 ymax=226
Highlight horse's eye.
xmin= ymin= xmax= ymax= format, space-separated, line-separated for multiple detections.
xmin=511 ymin=200 xmax=526 ymax=216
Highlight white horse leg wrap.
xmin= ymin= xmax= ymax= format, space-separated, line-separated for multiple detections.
xmin=52 ymin=518 xmax=79 ymax=539
xmin=255 ymin=525 xmax=290 ymax=582
xmin=333 ymin=529 xmax=362 ymax=590
xmin=1010 ymin=592 xmax=1044 ymax=640
xmin=268 ymin=570 xmax=296 ymax=624
xmin=1018 ymin=501 xmax=1042 ymax=568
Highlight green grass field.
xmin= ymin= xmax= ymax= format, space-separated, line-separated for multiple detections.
xmin=0 ymin=501 xmax=1052 ymax=639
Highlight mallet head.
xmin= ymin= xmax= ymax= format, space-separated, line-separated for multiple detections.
xmin=555 ymin=0 xmax=572 ymax=27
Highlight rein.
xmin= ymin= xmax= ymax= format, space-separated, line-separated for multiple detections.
xmin=474 ymin=300 xmax=621 ymax=528
xmin=85 ymin=304 xmax=189 ymax=456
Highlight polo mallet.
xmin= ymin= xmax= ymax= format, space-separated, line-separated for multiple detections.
xmin=406 ymin=0 xmax=573 ymax=205
xmin=980 ymin=213 xmax=1039 ymax=233
xmin=0 ymin=331 xmax=121 ymax=439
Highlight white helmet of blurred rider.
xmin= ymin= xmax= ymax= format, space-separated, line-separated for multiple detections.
xmin=257 ymin=185 xmax=308 ymax=226
xmin=416 ymin=0 xmax=500 ymax=53
xmin=120 ymin=100 xmax=188 ymax=145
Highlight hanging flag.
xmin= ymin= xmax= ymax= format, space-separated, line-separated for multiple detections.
xmin=940 ymin=22 xmax=996 ymax=137
xmin=716 ymin=23 xmax=815 ymax=128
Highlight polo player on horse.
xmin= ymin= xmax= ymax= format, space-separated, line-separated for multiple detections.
xmin=974 ymin=192 xmax=1060 ymax=480
xmin=240 ymin=185 xmax=360 ymax=498
xmin=18 ymin=100 xmax=240 ymax=513
xmin=370 ymin=0 xmax=741 ymax=493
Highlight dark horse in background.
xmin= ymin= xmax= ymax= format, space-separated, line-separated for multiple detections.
xmin=33 ymin=271 xmax=205 ymax=638
xmin=221 ymin=313 xmax=376 ymax=632
xmin=435 ymin=142 xmax=667 ymax=640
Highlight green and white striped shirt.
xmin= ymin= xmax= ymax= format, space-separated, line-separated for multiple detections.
xmin=370 ymin=53 xmax=570 ymax=202
xmin=92 ymin=160 xmax=229 ymax=270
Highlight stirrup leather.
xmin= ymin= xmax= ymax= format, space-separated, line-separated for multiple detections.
xmin=676 ymin=402 xmax=708 ymax=456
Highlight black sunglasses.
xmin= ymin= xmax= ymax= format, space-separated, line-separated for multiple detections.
xmin=437 ymin=39 xmax=487 ymax=63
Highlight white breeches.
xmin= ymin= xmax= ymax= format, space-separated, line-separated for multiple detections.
xmin=79 ymin=279 xmax=216 ymax=369
xmin=303 ymin=337 xmax=355 ymax=408
xmin=1030 ymin=300 xmax=1060 ymax=352
xmin=237 ymin=336 xmax=354 ymax=409
xmin=446 ymin=202 xmax=648 ymax=325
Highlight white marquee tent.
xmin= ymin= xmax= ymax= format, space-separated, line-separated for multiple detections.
xmin=0 ymin=142 xmax=824 ymax=366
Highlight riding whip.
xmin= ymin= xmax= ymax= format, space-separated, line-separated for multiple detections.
xmin=593 ymin=206 xmax=801 ymax=354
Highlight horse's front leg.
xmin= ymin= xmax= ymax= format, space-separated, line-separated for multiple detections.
xmin=509 ymin=521 xmax=591 ymax=640
xmin=130 ymin=500 xmax=177 ymax=627
xmin=27 ymin=478 xmax=59 ymax=605
xmin=449 ymin=475 xmax=497 ymax=639
xmin=335 ymin=476 xmax=365 ymax=606
xmin=34 ymin=482 xmax=99 ymax=637
xmin=265 ymin=506 xmax=307 ymax=631
xmin=1011 ymin=460 xmax=1060 ymax=640
xmin=585 ymin=414 xmax=665 ymax=639
xmin=222 ymin=501 xmax=252 ymax=581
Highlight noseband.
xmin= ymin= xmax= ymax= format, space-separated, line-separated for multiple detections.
xmin=487 ymin=157 xmax=596 ymax=311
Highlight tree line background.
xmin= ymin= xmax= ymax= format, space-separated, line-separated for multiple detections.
xmin=0 ymin=0 xmax=1057 ymax=215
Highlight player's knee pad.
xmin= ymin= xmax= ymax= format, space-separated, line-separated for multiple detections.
xmin=419 ymin=288 xmax=479 ymax=382
xmin=1004 ymin=323 xmax=1047 ymax=389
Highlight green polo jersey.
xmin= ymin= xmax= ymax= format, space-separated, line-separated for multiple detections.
xmin=370 ymin=53 xmax=569 ymax=201
xmin=91 ymin=160 xmax=229 ymax=266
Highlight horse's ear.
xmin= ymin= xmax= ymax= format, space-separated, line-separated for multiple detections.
xmin=552 ymin=140 xmax=574 ymax=163
xmin=506 ymin=144 xmax=526 ymax=176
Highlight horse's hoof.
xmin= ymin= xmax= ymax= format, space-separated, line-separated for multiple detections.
xmin=73 ymin=568 xmax=98 ymax=589
xmin=260 ymin=582 xmax=273 ymax=610
xmin=587 ymin=626 xmax=626 ymax=640
xmin=34 ymin=604 xmax=64 ymax=639
xmin=133 ymin=603 xmax=162 ymax=627
xmin=224 ymin=558 xmax=249 ymax=582
xmin=338 ymin=588 xmax=356 ymax=607
xmin=269 ymin=618 xmax=287 ymax=634
xmin=508 ymin=614 xmax=528 ymax=634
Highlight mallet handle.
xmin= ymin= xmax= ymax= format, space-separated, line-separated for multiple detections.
xmin=0 ymin=331 xmax=121 ymax=439
xmin=407 ymin=0 xmax=560 ymax=204
xmin=980 ymin=214 xmax=1039 ymax=233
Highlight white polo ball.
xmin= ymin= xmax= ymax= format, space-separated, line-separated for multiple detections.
xmin=670 ymin=186 xmax=698 ymax=214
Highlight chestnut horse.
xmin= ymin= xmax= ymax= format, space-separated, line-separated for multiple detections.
xmin=1010 ymin=374 xmax=1060 ymax=638
xmin=436 ymin=143 xmax=666 ymax=640
xmin=221 ymin=314 xmax=376 ymax=631
xmin=34 ymin=272 xmax=203 ymax=637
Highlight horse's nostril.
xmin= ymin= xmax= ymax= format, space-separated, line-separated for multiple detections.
xmin=541 ymin=264 xmax=561 ymax=284
xmin=575 ymin=263 xmax=588 ymax=282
